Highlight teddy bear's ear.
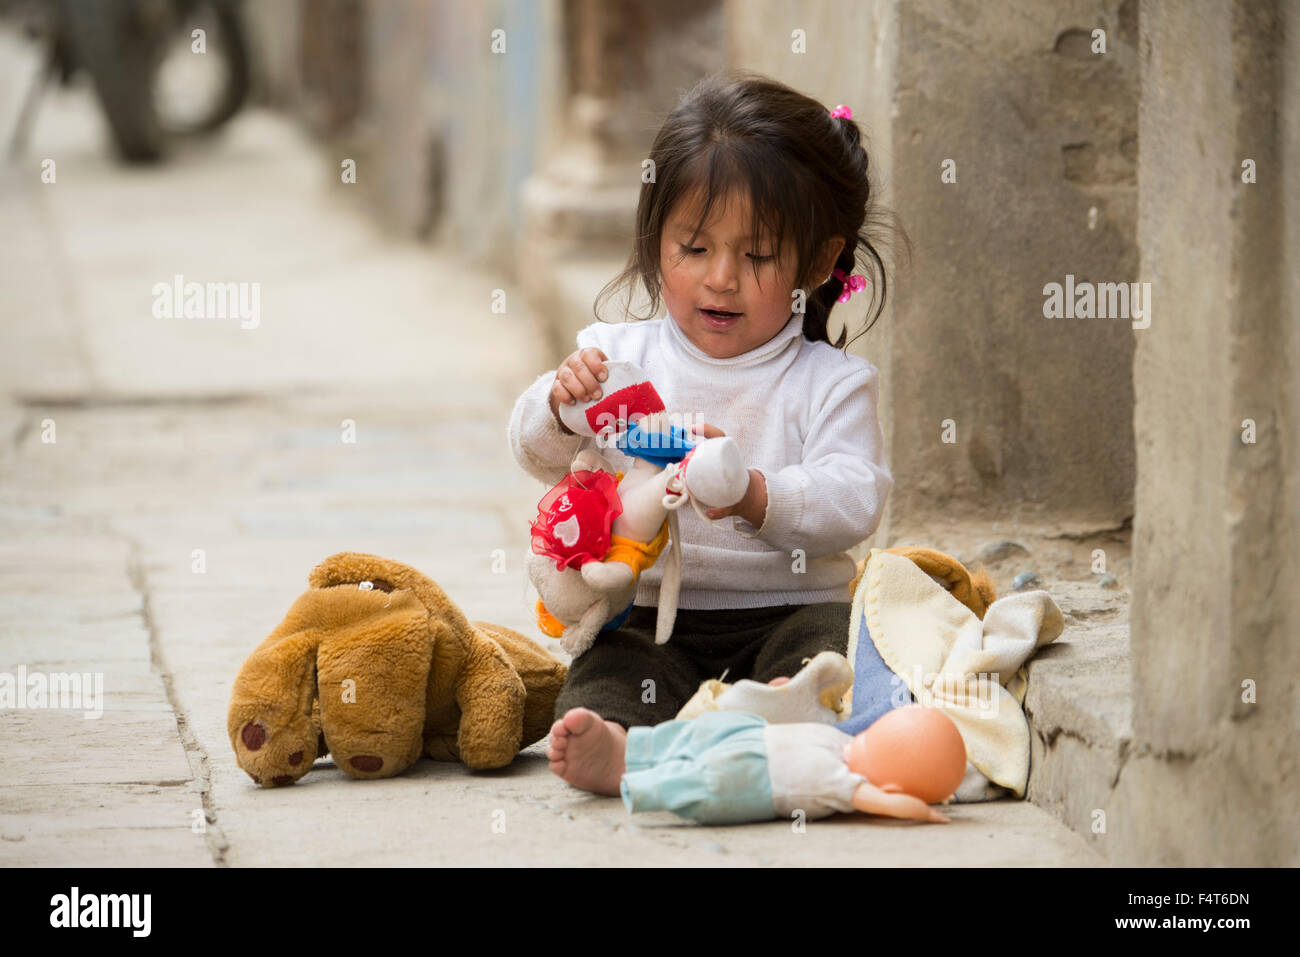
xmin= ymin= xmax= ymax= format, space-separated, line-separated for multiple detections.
xmin=886 ymin=546 xmax=964 ymax=588
xmin=848 ymin=556 xmax=868 ymax=598
xmin=307 ymin=552 xmax=417 ymax=591
xmin=965 ymin=566 xmax=997 ymax=617
xmin=883 ymin=546 xmax=997 ymax=619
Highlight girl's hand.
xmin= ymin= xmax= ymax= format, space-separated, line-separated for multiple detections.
xmin=702 ymin=471 xmax=764 ymax=523
xmin=550 ymin=348 xmax=609 ymax=433
xmin=686 ymin=424 xmax=768 ymax=526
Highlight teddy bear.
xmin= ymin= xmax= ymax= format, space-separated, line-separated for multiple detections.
xmin=228 ymin=551 xmax=567 ymax=786
xmin=527 ymin=361 xmax=750 ymax=657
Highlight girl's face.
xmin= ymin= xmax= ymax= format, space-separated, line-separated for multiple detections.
xmin=659 ymin=188 xmax=802 ymax=359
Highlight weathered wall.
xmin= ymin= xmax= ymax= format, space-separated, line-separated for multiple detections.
xmin=734 ymin=0 xmax=1138 ymax=537
xmin=1119 ymin=0 xmax=1298 ymax=866
xmin=248 ymin=0 xmax=562 ymax=261
xmin=357 ymin=0 xmax=560 ymax=258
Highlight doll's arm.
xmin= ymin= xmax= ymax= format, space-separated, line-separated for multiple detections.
xmin=850 ymin=780 xmax=950 ymax=823
xmin=559 ymin=599 xmax=614 ymax=658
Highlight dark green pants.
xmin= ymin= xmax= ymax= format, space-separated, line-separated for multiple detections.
xmin=553 ymin=602 xmax=852 ymax=729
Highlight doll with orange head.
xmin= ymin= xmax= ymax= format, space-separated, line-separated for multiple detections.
xmin=843 ymin=704 xmax=967 ymax=823
xmin=615 ymin=700 xmax=969 ymax=827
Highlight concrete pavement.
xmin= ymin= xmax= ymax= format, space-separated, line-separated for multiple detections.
xmin=0 ymin=37 xmax=1102 ymax=866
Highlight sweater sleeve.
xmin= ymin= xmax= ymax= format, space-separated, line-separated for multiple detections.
xmin=730 ymin=362 xmax=893 ymax=558
xmin=505 ymin=323 xmax=608 ymax=487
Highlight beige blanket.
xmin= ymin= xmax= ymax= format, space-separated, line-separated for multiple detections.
xmin=847 ymin=548 xmax=1065 ymax=797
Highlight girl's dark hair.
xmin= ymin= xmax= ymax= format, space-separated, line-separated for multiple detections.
xmin=595 ymin=70 xmax=909 ymax=350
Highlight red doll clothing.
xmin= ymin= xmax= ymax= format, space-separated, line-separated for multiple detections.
xmin=530 ymin=469 xmax=623 ymax=571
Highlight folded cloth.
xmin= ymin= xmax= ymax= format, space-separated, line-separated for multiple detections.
xmin=847 ymin=548 xmax=1065 ymax=797
xmin=834 ymin=612 xmax=911 ymax=737
xmin=674 ymin=650 xmax=853 ymax=724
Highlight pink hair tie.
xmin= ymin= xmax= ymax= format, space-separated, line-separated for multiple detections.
xmin=832 ymin=268 xmax=867 ymax=303
xmin=829 ymin=104 xmax=853 ymax=120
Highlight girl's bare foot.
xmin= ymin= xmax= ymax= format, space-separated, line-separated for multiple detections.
xmin=546 ymin=708 xmax=627 ymax=795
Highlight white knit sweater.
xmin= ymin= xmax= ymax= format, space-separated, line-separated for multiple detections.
xmin=507 ymin=311 xmax=893 ymax=609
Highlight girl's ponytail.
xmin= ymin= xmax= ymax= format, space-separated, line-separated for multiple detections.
xmin=803 ymin=243 xmax=864 ymax=349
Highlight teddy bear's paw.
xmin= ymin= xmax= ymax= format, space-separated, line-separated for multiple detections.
xmin=324 ymin=731 xmax=422 ymax=779
xmin=329 ymin=746 xmax=419 ymax=779
xmin=232 ymin=715 xmax=319 ymax=788
xmin=424 ymin=732 xmax=461 ymax=762
xmin=334 ymin=752 xmax=391 ymax=777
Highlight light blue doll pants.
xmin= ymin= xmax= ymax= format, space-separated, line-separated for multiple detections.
xmin=620 ymin=711 xmax=776 ymax=825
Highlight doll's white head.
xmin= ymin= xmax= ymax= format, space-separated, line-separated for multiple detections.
xmin=557 ymin=360 xmax=664 ymax=438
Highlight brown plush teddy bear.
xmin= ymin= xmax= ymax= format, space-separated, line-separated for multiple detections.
xmin=228 ymin=551 xmax=567 ymax=786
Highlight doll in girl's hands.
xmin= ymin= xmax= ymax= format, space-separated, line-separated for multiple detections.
xmin=530 ymin=357 xmax=751 ymax=656
xmin=548 ymin=348 xmax=763 ymax=528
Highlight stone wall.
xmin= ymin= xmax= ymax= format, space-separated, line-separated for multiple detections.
xmin=246 ymin=0 xmax=564 ymax=261
xmin=1119 ymin=0 xmax=1297 ymax=867
xmin=734 ymin=0 xmax=1139 ymax=541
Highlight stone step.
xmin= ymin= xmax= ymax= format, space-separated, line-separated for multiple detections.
xmin=883 ymin=521 xmax=1133 ymax=859
xmin=1023 ymin=582 xmax=1130 ymax=859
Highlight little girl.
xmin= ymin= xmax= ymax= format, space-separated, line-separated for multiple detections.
xmin=508 ymin=70 xmax=899 ymax=794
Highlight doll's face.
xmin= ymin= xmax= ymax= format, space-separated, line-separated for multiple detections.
xmin=846 ymin=705 xmax=968 ymax=804
xmin=659 ymin=187 xmax=803 ymax=360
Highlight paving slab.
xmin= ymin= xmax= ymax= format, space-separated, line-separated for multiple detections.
xmin=0 ymin=783 xmax=213 ymax=867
